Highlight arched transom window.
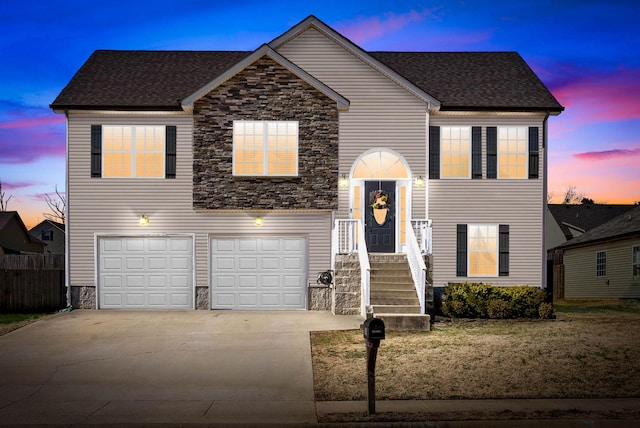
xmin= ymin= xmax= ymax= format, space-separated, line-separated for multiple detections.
xmin=352 ymin=150 xmax=409 ymax=179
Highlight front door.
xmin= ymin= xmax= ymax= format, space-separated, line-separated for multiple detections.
xmin=364 ymin=181 xmax=395 ymax=253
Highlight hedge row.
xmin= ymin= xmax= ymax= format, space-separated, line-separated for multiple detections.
xmin=441 ymin=282 xmax=554 ymax=319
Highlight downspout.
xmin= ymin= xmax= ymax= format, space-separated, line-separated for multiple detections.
xmin=64 ymin=109 xmax=71 ymax=308
xmin=542 ymin=112 xmax=550 ymax=290
xmin=425 ymin=103 xmax=430 ymax=218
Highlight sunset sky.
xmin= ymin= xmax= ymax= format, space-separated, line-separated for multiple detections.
xmin=1 ymin=1 xmax=639 ymax=228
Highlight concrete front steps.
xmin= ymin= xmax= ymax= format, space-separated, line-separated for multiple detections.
xmin=368 ymin=253 xmax=431 ymax=331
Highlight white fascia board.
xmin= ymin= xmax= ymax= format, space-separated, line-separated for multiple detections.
xmin=269 ymin=16 xmax=441 ymax=109
xmin=181 ymin=44 xmax=350 ymax=112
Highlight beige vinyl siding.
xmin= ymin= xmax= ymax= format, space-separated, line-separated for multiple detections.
xmin=429 ymin=114 xmax=546 ymax=288
xmin=67 ymin=112 xmax=332 ymax=291
xmin=564 ymin=238 xmax=640 ymax=298
xmin=276 ymin=27 xmax=427 ymax=219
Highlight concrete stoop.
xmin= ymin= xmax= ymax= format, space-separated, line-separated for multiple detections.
xmin=375 ymin=312 xmax=431 ymax=330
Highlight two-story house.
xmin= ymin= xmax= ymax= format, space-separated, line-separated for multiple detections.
xmin=50 ymin=15 xmax=563 ymax=314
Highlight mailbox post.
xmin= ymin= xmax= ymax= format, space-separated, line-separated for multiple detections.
xmin=362 ymin=317 xmax=385 ymax=415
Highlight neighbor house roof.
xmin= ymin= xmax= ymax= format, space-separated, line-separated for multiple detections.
xmin=548 ymin=204 xmax=637 ymax=241
xmin=50 ymin=16 xmax=563 ymax=114
xmin=557 ymin=205 xmax=640 ymax=250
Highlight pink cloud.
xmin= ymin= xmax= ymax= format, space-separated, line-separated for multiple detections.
xmin=551 ymin=68 xmax=640 ymax=123
xmin=0 ymin=180 xmax=43 ymax=191
xmin=336 ymin=9 xmax=437 ymax=44
xmin=0 ymin=115 xmax=64 ymax=129
xmin=574 ymin=147 xmax=640 ymax=161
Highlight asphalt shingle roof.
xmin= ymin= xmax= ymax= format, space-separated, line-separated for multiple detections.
xmin=558 ymin=205 xmax=640 ymax=249
xmin=51 ymin=48 xmax=563 ymax=112
xmin=548 ymin=204 xmax=637 ymax=240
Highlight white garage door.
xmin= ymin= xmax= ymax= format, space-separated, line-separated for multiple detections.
xmin=211 ymin=237 xmax=307 ymax=310
xmin=98 ymin=236 xmax=194 ymax=309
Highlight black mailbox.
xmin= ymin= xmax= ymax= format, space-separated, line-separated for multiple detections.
xmin=363 ymin=318 xmax=385 ymax=340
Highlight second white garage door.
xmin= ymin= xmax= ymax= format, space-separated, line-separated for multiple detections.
xmin=211 ymin=237 xmax=307 ymax=310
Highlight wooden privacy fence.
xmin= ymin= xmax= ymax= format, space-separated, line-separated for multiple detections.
xmin=0 ymin=254 xmax=66 ymax=312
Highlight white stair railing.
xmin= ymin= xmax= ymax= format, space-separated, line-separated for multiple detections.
xmin=333 ymin=219 xmax=370 ymax=317
xmin=406 ymin=220 xmax=431 ymax=314
xmin=411 ymin=219 xmax=433 ymax=254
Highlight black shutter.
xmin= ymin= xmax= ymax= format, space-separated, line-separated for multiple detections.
xmin=91 ymin=125 xmax=102 ymax=178
xmin=456 ymin=224 xmax=468 ymax=277
xmin=472 ymin=126 xmax=482 ymax=179
xmin=528 ymin=126 xmax=539 ymax=179
xmin=165 ymin=126 xmax=177 ymax=179
xmin=499 ymin=224 xmax=510 ymax=276
xmin=486 ymin=126 xmax=497 ymax=179
xmin=429 ymin=126 xmax=440 ymax=179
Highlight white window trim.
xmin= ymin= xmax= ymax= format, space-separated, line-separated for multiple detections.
xmin=232 ymin=120 xmax=299 ymax=177
xmin=440 ymin=126 xmax=471 ymax=179
xmin=497 ymin=126 xmax=528 ymax=180
xmin=102 ymin=125 xmax=166 ymax=178
xmin=467 ymin=224 xmax=499 ymax=278
xmin=596 ymin=250 xmax=607 ymax=277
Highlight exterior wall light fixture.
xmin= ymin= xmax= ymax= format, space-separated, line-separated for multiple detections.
xmin=254 ymin=216 xmax=263 ymax=227
xmin=139 ymin=214 xmax=149 ymax=226
xmin=339 ymin=174 xmax=349 ymax=188
xmin=414 ymin=176 xmax=425 ymax=187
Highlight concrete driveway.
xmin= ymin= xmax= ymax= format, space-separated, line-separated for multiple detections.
xmin=0 ymin=309 xmax=362 ymax=425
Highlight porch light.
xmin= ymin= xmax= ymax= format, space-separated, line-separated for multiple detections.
xmin=339 ymin=174 xmax=349 ymax=188
xmin=254 ymin=216 xmax=263 ymax=227
xmin=139 ymin=214 xmax=149 ymax=226
xmin=414 ymin=176 xmax=425 ymax=187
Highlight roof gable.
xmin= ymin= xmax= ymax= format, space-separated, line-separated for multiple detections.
xmin=181 ymin=44 xmax=349 ymax=112
xmin=548 ymin=204 xmax=636 ymax=240
xmin=268 ymin=15 xmax=441 ymax=109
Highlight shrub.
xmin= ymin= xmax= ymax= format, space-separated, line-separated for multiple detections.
xmin=441 ymin=282 xmax=552 ymax=319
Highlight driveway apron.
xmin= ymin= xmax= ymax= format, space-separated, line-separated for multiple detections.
xmin=0 ymin=310 xmax=362 ymax=425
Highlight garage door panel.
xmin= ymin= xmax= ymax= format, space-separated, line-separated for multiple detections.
xmin=211 ymin=237 xmax=307 ymax=310
xmin=98 ymin=236 xmax=193 ymax=309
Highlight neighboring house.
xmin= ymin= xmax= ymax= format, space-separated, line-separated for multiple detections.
xmin=555 ymin=205 xmax=640 ymax=298
xmin=0 ymin=212 xmax=45 ymax=255
xmin=29 ymin=220 xmax=66 ymax=254
xmin=546 ymin=204 xmax=636 ymax=250
xmin=50 ymin=15 xmax=563 ymax=311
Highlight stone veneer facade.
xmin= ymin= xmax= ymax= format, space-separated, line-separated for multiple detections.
xmin=192 ymin=57 xmax=339 ymax=211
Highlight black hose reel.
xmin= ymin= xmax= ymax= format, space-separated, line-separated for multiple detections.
xmin=316 ymin=270 xmax=333 ymax=286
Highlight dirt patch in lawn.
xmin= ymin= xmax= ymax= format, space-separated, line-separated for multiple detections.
xmin=311 ymin=302 xmax=640 ymax=402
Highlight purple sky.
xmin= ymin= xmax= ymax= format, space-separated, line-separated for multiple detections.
xmin=1 ymin=1 xmax=639 ymax=227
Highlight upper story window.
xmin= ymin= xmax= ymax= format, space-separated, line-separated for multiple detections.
xmin=102 ymin=126 xmax=165 ymax=178
xmin=498 ymin=127 xmax=528 ymax=179
xmin=441 ymin=126 xmax=470 ymax=179
xmin=596 ymin=250 xmax=607 ymax=277
xmin=41 ymin=230 xmax=53 ymax=241
xmin=633 ymin=246 xmax=640 ymax=283
xmin=233 ymin=121 xmax=298 ymax=176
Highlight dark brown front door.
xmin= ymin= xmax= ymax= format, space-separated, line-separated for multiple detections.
xmin=364 ymin=181 xmax=395 ymax=253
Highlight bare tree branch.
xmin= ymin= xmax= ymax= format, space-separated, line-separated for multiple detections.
xmin=43 ymin=185 xmax=66 ymax=224
xmin=0 ymin=180 xmax=13 ymax=211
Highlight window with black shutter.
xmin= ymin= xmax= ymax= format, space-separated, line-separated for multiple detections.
xmin=528 ymin=127 xmax=539 ymax=179
xmin=486 ymin=126 xmax=497 ymax=179
xmin=456 ymin=224 xmax=467 ymax=276
xmin=472 ymin=126 xmax=482 ymax=179
xmin=499 ymin=224 xmax=510 ymax=276
xmin=429 ymin=125 xmax=440 ymax=179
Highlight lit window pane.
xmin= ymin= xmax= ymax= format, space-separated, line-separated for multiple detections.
xmin=497 ymin=126 xmax=527 ymax=179
xmin=441 ymin=126 xmax=470 ymax=178
xmin=468 ymin=224 xmax=498 ymax=277
xmin=233 ymin=120 xmax=298 ymax=176
xmin=102 ymin=126 xmax=164 ymax=178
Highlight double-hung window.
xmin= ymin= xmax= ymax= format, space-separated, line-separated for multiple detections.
xmin=497 ymin=127 xmax=528 ymax=179
xmin=102 ymin=126 xmax=165 ymax=178
xmin=440 ymin=126 xmax=471 ymax=178
xmin=596 ymin=251 xmax=607 ymax=277
xmin=233 ymin=120 xmax=298 ymax=176
xmin=468 ymin=224 xmax=498 ymax=276
xmin=633 ymin=246 xmax=640 ymax=282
